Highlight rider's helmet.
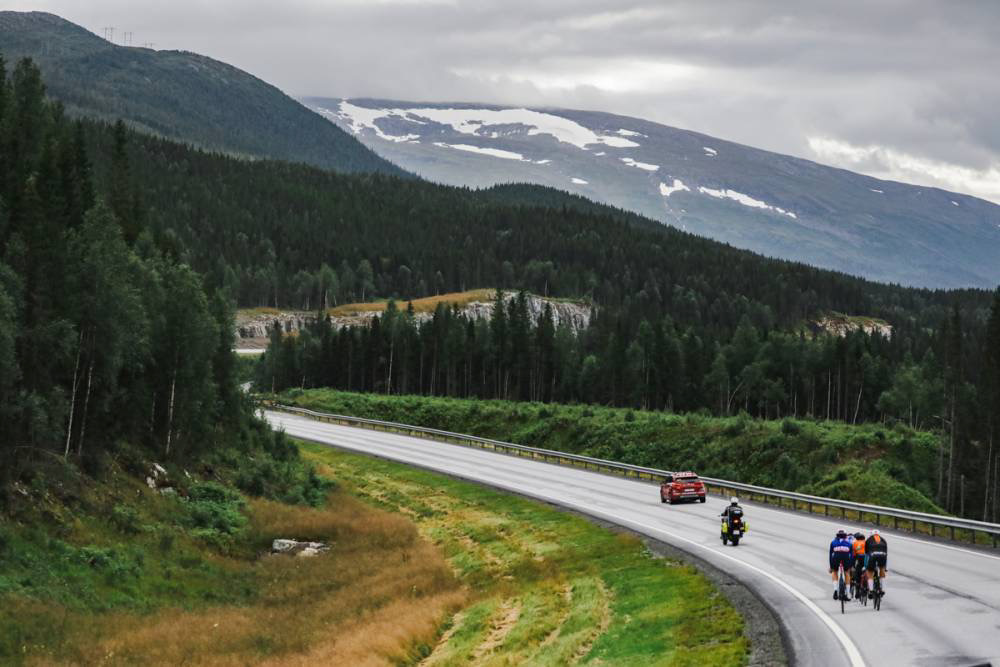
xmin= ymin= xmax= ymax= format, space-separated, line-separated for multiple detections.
xmin=730 ymin=496 xmax=739 ymax=505
xmin=836 ymin=529 xmax=847 ymax=538
xmin=854 ymin=532 xmax=865 ymax=540
xmin=872 ymin=529 xmax=880 ymax=536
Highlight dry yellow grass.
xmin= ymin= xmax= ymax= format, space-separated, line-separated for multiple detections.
xmin=328 ymin=289 xmax=498 ymax=317
xmin=25 ymin=491 xmax=465 ymax=666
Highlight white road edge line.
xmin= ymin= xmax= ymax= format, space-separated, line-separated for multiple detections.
xmin=577 ymin=507 xmax=868 ymax=667
xmin=271 ymin=414 xmax=868 ymax=667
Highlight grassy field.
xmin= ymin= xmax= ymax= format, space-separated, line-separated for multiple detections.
xmin=0 ymin=436 xmax=462 ymax=665
xmin=281 ymin=389 xmax=944 ymax=513
xmin=327 ymin=288 xmax=499 ymax=316
xmin=1 ymin=430 xmax=749 ymax=665
xmin=303 ymin=442 xmax=749 ymax=666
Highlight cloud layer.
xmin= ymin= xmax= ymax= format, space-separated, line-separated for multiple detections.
xmin=11 ymin=0 xmax=1000 ymax=201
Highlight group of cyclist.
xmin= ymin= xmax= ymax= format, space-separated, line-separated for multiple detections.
xmin=829 ymin=527 xmax=888 ymax=601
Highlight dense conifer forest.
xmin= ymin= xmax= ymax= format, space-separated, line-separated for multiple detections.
xmin=0 ymin=57 xmax=261 ymax=490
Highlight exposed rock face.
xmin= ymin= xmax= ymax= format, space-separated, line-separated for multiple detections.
xmin=234 ymin=292 xmax=591 ymax=346
xmin=271 ymin=539 xmax=330 ymax=557
xmin=458 ymin=292 xmax=591 ymax=331
xmin=236 ymin=312 xmax=309 ymax=340
xmin=145 ymin=462 xmax=179 ymax=495
xmin=812 ymin=315 xmax=893 ymax=339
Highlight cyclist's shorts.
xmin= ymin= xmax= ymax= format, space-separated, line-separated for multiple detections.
xmin=866 ymin=553 xmax=887 ymax=572
xmin=830 ymin=553 xmax=852 ymax=572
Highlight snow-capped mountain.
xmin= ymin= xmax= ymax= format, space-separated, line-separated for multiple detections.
xmin=302 ymin=97 xmax=1000 ymax=289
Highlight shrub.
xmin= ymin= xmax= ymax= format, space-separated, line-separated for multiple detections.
xmin=781 ymin=419 xmax=801 ymax=436
xmin=723 ymin=417 xmax=747 ymax=437
xmin=110 ymin=504 xmax=142 ymax=535
xmin=185 ymin=482 xmax=247 ymax=540
xmin=189 ymin=481 xmax=243 ymax=505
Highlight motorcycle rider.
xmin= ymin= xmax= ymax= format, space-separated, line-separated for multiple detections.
xmin=865 ymin=529 xmax=888 ymax=596
xmin=829 ymin=528 xmax=854 ymax=601
xmin=720 ymin=496 xmax=742 ymax=520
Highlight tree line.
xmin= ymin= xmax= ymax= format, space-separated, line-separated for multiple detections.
xmin=0 ymin=57 xmax=249 ymax=489
xmin=257 ymin=288 xmax=1000 ymax=521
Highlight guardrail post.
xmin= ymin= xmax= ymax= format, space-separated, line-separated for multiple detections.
xmin=950 ymin=526 xmax=955 ymax=541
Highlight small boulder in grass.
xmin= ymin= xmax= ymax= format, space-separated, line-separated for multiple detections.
xmin=271 ymin=539 xmax=330 ymax=557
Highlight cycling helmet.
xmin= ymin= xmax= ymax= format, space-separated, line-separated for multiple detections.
xmin=872 ymin=529 xmax=880 ymax=536
xmin=730 ymin=496 xmax=739 ymax=505
xmin=836 ymin=529 xmax=847 ymax=538
xmin=854 ymin=532 xmax=865 ymax=540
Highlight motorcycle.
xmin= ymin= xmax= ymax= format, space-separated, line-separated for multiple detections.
xmin=720 ymin=508 xmax=746 ymax=546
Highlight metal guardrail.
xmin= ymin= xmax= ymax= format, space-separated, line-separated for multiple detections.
xmin=265 ymin=402 xmax=1000 ymax=548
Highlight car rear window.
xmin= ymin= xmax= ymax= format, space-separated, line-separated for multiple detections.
xmin=678 ymin=475 xmax=701 ymax=483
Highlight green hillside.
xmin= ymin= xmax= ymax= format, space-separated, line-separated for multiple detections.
xmin=0 ymin=11 xmax=403 ymax=175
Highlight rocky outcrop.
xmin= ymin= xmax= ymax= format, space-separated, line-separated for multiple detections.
xmin=234 ymin=292 xmax=592 ymax=345
xmin=236 ymin=312 xmax=309 ymax=340
xmin=458 ymin=292 xmax=591 ymax=331
xmin=271 ymin=539 xmax=330 ymax=557
xmin=812 ymin=315 xmax=893 ymax=339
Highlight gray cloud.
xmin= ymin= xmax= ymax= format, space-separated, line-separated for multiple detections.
xmin=9 ymin=0 xmax=1000 ymax=201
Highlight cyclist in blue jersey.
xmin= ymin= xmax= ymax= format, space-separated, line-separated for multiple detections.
xmin=829 ymin=529 xmax=854 ymax=601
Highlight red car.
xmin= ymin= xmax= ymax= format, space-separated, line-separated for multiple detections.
xmin=660 ymin=472 xmax=707 ymax=504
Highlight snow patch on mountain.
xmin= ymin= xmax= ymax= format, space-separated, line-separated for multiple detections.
xmin=703 ymin=146 xmax=718 ymax=156
xmin=698 ymin=187 xmax=797 ymax=219
xmin=621 ymin=157 xmax=659 ymax=172
xmin=951 ymin=200 xmax=960 ymax=206
xmin=332 ymin=101 xmax=638 ymax=150
xmin=536 ymin=159 xmax=552 ymax=165
xmin=870 ymin=188 xmax=884 ymax=194
xmin=571 ymin=177 xmax=588 ymax=184
xmin=433 ymin=143 xmax=526 ymax=161
xmin=617 ymin=128 xmax=644 ymax=137
xmin=659 ymin=179 xmax=690 ymax=197
xmin=314 ymin=102 xmax=419 ymax=142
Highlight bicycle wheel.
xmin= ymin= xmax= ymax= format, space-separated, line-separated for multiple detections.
xmin=873 ymin=578 xmax=881 ymax=611
xmin=839 ymin=570 xmax=846 ymax=614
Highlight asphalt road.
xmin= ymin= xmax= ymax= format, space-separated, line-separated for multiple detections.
xmin=265 ymin=410 xmax=1000 ymax=667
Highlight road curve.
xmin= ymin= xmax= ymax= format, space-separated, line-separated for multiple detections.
xmin=265 ymin=410 xmax=1000 ymax=667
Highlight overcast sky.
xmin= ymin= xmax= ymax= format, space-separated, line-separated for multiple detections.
xmin=10 ymin=0 xmax=1000 ymax=202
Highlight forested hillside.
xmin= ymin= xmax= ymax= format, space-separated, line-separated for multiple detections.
xmin=68 ymin=78 xmax=1000 ymax=520
xmin=0 ymin=56 xmax=259 ymax=487
xmin=0 ymin=11 xmax=403 ymax=176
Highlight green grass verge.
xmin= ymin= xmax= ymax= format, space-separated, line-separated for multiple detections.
xmin=302 ymin=441 xmax=750 ymax=666
xmin=282 ymin=389 xmax=944 ymax=514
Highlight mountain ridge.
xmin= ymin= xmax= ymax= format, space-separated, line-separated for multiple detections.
xmin=303 ymin=96 xmax=1000 ymax=289
xmin=0 ymin=11 xmax=404 ymax=175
